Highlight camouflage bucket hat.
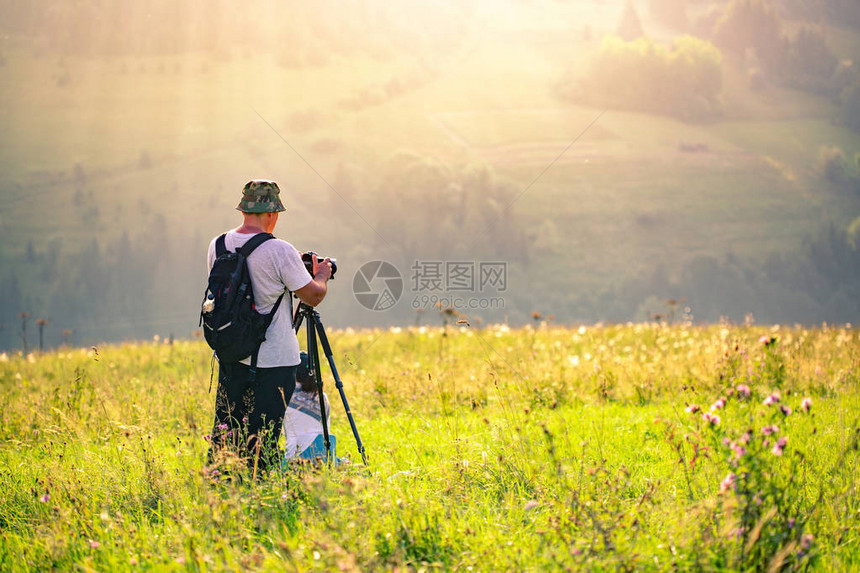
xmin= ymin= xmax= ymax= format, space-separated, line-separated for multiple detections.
xmin=236 ymin=180 xmax=287 ymax=213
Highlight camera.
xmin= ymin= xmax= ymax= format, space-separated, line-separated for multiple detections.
xmin=302 ymin=251 xmax=337 ymax=279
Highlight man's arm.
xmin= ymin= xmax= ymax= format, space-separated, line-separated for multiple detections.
xmin=294 ymin=254 xmax=332 ymax=307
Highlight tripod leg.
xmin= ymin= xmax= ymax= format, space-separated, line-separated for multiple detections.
xmin=312 ymin=313 xmax=368 ymax=466
xmin=306 ymin=316 xmax=333 ymax=465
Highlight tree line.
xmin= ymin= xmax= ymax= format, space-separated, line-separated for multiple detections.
xmin=0 ymin=218 xmax=201 ymax=352
xmin=2 ymin=184 xmax=858 ymax=352
xmin=565 ymin=0 xmax=860 ymax=130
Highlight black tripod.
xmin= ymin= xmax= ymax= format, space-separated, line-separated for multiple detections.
xmin=293 ymin=300 xmax=368 ymax=466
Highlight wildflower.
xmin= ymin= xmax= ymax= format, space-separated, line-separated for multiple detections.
xmin=203 ymin=434 xmax=211 ymax=441
xmin=685 ymin=404 xmax=700 ymax=414
xmin=242 ymin=416 xmax=248 ymax=424
xmin=702 ymin=412 xmax=720 ymax=426
xmin=788 ymin=518 xmax=795 ymax=529
xmin=736 ymin=384 xmax=751 ymax=398
xmin=763 ymin=391 xmax=781 ymax=405
xmin=711 ymin=397 xmax=727 ymax=410
xmin=772 ymin=436 xmax=788 ymax=456
xmin=731 ymin=527 xmax=745 ymax=540
xmin=39 ymin=494 xmax=49 ymax=503
xmin=801 ymin=397 xmax=812 ymax=412
xmin=739 ymin=431 xmax=752 ymax=444
xmin=89 ymin=540 xmax=100 ymax=549
xmin=719 ymin=472 xmax=736 ymax=495
xmin=217 ymin=423 xmax=228 ymax=431
xmin=732 ymin=443 xmax=746 ymax=460
xmin=800 ymin=533 xmax=814 ymax=551
xmin=762 ymin=425 xmax=779 ymax=436
xmin=759 ymin=335 xmax=776 ymax=346
xmin=780 ymin=404 xmax=792 ymax=416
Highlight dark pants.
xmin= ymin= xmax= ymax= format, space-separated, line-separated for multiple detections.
xmin=208 ymin=361 xmax=297 ymax=474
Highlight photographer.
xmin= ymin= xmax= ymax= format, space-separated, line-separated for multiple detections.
xmin=206 ymin=180 xmax=332 ymax=475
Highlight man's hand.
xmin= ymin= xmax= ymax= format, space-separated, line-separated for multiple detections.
xmin=312 ymin=254 xmax=333 ymax=282
xmin=295 ymin=254 xmax=330 ymax=307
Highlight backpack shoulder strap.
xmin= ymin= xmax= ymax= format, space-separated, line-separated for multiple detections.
xmin=215 ymin=234 xmax=228 ymax=257
xmin=238 ymin=233 xmax=275 ymax=257
xmin=268 ymin=292 xmax=285 ymax=321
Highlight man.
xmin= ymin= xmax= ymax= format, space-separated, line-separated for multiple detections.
xmin=207 ymin=180 xmax=332 ymax=475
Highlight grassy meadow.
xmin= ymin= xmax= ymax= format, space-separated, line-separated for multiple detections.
xmin=1 ymin=323 xmax=858 ymax=571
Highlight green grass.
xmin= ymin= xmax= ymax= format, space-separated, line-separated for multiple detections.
xmin=0 ymin=324 xmax=858 ymax=570
xmin=711 ymin=119 xmax=860 ymax=176
xmin=496 ymin=158 xmax=831 ymax=286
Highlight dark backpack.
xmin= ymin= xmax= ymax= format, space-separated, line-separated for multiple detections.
xmin=200 ymin=233 xmax=285 ymax=380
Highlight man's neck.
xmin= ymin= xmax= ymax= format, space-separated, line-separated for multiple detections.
xmin=234 ymin=223 xmax=268 ymax=234
xmin=236 ymin=212 xmax=276 ymax=234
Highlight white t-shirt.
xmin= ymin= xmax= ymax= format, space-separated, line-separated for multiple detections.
xmin=207 ymin=231 xmax=312 ymax=367
xmin=283 ymin=391 xmax=330 ymax=458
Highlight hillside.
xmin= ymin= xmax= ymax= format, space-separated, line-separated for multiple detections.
xmin=1 ymin=0 xmax=860 ymax=349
